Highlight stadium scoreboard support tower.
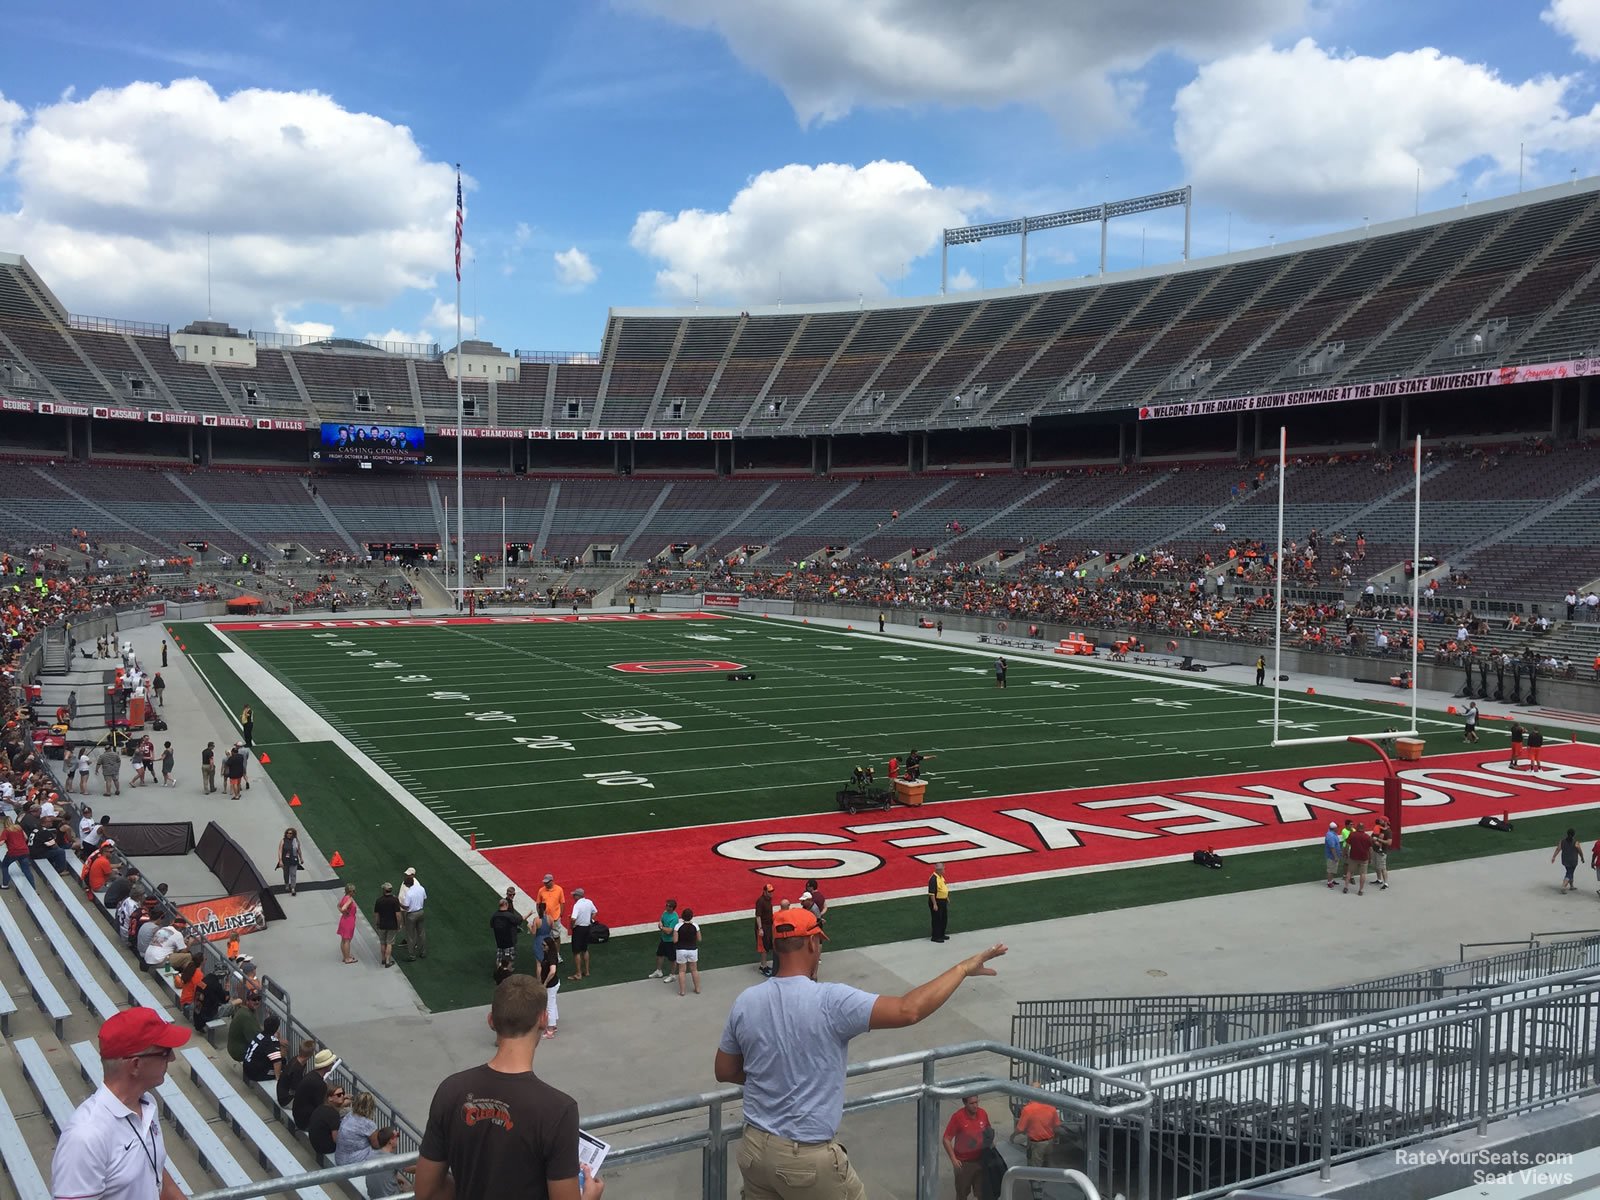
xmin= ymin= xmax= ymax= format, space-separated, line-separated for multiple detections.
xmin=941 ymin=185 xmax=1192 ymax=290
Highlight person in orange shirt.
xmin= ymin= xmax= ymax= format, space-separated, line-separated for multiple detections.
xmin=536 ymin=873 xmax=566 ymax=933
xmin=1015 ymin=1095 xmax=1062 ymax=1169
xmin=82 ymin=841 xmax=117 ymax=892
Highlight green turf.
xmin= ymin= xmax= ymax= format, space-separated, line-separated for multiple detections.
xmin=164 ymin=615 xmax=1571 ymax=1013
xmin=213 ymin=614 xmax=1449 ymax=847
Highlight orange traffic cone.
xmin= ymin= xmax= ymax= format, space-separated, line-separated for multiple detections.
xmin=330 ymin=850 xmax=345 ymax=868
xmin=259 ymin=752 xmax=270 ymax=764
xmin=1306 ymin=688 xmax=1316 ymax=695
xmin=289 ymin=794 xmax=301 ymax=807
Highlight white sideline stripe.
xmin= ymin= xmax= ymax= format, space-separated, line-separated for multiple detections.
xmin=208 ymin=627 xmax=520 ymax=901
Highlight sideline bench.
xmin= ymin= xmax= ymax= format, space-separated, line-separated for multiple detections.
xmin=183 ymin=1047 xmax=333 ymax=1200
xmin=7 ymin=878 xmax=110 ymax=1027
xmin=39 ymin=866 xmax=166 ymax=1009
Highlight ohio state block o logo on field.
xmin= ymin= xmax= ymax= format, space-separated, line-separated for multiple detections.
xmin=610 ymin=660 xmax=746 ymax=674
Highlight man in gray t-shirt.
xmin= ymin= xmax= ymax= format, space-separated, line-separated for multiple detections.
xmin=716 ymin=906 xmax=1005 ymax=1198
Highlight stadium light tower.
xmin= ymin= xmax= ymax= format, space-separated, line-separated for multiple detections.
xmin=941 ymin=186 xmax=1192 ymax=293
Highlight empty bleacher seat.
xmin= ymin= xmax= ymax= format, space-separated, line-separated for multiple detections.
xmin=7 ymin=877 xmax=113 ymax=1025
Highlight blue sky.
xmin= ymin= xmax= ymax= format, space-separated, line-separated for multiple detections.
xmin=2 ymin=0 xmax=1599 ymax=354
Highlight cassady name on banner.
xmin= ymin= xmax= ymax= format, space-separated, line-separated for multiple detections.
xmin=483 ymin=746 xmax=1600 ymax=930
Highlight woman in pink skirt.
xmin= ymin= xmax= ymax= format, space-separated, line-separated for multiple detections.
xmin=337 ymin=883 xmax=359 ymax=963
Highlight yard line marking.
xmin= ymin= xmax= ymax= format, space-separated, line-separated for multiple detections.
xmin=206 ymin=626 xmax=522 ymax=899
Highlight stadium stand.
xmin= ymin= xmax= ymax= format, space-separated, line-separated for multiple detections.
xmin=0 ymin=866 xmax=333 ymax=1194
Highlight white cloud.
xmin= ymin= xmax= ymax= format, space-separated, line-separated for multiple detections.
xmin=0 ymin=79 xmax=461 ymax=328
xmin=629 ymin=0 xmax=1305 ymax=128
xmin=629 ymin=160 xmax=982 ymax=304
xmin=0 ymin=93 xmax=23 ymax=173
xmin=1545 ymin=0 xmax=1600 ymax=59
xmin=948 ymin=267 xmax=978 ymax=291
xmin=1174 ymin=39 xmax=1600 ymax=223
xmin=553 ymin=245 xmax=598 ymax=288
xmin=272 ymin=311 xmax=334 ymax=340
xmin=364 ymin=297 xmax=470 ymax=347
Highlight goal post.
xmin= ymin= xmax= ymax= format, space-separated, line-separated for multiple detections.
xmin=1270 ymin=428 xmax=1424 ymax=750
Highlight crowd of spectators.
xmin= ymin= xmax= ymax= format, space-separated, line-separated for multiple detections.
xmin=625 ymin=549 xmax=1583 ymax=678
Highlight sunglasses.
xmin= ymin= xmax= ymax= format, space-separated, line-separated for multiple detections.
xmin=127 ymin=1047 xmax=176 ymax=1062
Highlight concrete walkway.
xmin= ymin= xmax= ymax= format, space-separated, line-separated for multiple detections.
xmin=74 ymin=609 xmax=1600 ymax=1146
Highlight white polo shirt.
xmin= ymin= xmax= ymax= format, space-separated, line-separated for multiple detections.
xmin=402 ymin=881 xmax=427 ymax=914
xmin=571 ymin=897 xmax=597 ymax=928
xmin=51 ymin=1083 xmax=168 ymax=1200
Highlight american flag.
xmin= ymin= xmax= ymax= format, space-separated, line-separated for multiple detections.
xmin=454 ymin=167 xmax=463 ymax=282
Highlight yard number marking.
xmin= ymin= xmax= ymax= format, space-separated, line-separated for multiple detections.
xmin=584 ymin=770 xmax=655 ymax=789
xmin=514 ymin=735 xmax=576 ymax=752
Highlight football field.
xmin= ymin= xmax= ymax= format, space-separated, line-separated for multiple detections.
xmin=216 ymin=611 xmax=1430 ymax=854
xmin=174 ymin=612 xmax=1600 ymax=1010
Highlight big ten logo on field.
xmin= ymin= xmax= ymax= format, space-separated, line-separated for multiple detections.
xmin=609 ymin=659 xmax=745 ymax=674
xmin=582 ymin=708 xmax=682 ymax=733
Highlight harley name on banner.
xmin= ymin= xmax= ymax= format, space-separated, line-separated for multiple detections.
xmin=176 ymin=891 xmax=268 ymax=941
xmin=1140 ymin=357 xmax=1600 ymax=421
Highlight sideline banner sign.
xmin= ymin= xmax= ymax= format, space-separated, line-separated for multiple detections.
xmin=176 ymin=891 xmax=269 ymax=941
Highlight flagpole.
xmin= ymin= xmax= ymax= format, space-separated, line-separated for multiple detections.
xmin=455 ymin=164 xmax=465 ymax=612
xmin=502 ymin=496 xmax=507 ymax=591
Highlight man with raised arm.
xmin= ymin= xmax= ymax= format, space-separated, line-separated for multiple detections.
xmin=715 ymin=905 xmax=1005 ymax=1199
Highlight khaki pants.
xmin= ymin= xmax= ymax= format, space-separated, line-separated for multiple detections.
xmin=952 ymin=1158 xmax=984 ymax=1200
xmin=403 ymin=910 xmax=427 ymax=959
xmin=1026 ymin=1139 xmax=1052 ymax=1168
xmin=201 ymin=764 xmax=216 ymax=793
xmin=737 ymin=1125 xmax=864 ymax=1200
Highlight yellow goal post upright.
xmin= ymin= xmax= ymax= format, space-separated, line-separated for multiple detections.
xmin=1269 ymin=428 xmax=1423 ymax=845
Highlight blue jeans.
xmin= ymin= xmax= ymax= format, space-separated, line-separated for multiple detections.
xmin=2 ymin=852 xmax=36 ymax=886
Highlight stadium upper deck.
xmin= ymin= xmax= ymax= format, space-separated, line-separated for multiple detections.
xmin=3 ymin=177 xmax=1600 ymax=439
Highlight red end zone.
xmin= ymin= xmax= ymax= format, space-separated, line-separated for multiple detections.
xmin=484 ymin=745 xmax=1600 ymax=930
xmin=213 ymin=613 xmax=729 ymax=631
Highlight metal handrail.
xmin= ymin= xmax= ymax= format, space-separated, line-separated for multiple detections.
xmin=1095 ymin=963 xmax=1600 ymax=1077
xmin=1001 ymin=1165 xmax=1102 ymax=1199
xmin=184 ymin=960 xmax=1600 ymax=1200
xmin=188 ymin=1042 xmax=1154 ymax=1200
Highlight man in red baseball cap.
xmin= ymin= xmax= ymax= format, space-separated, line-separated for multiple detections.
xmin=52 ymin=1007 xmax=191 ymax=1200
